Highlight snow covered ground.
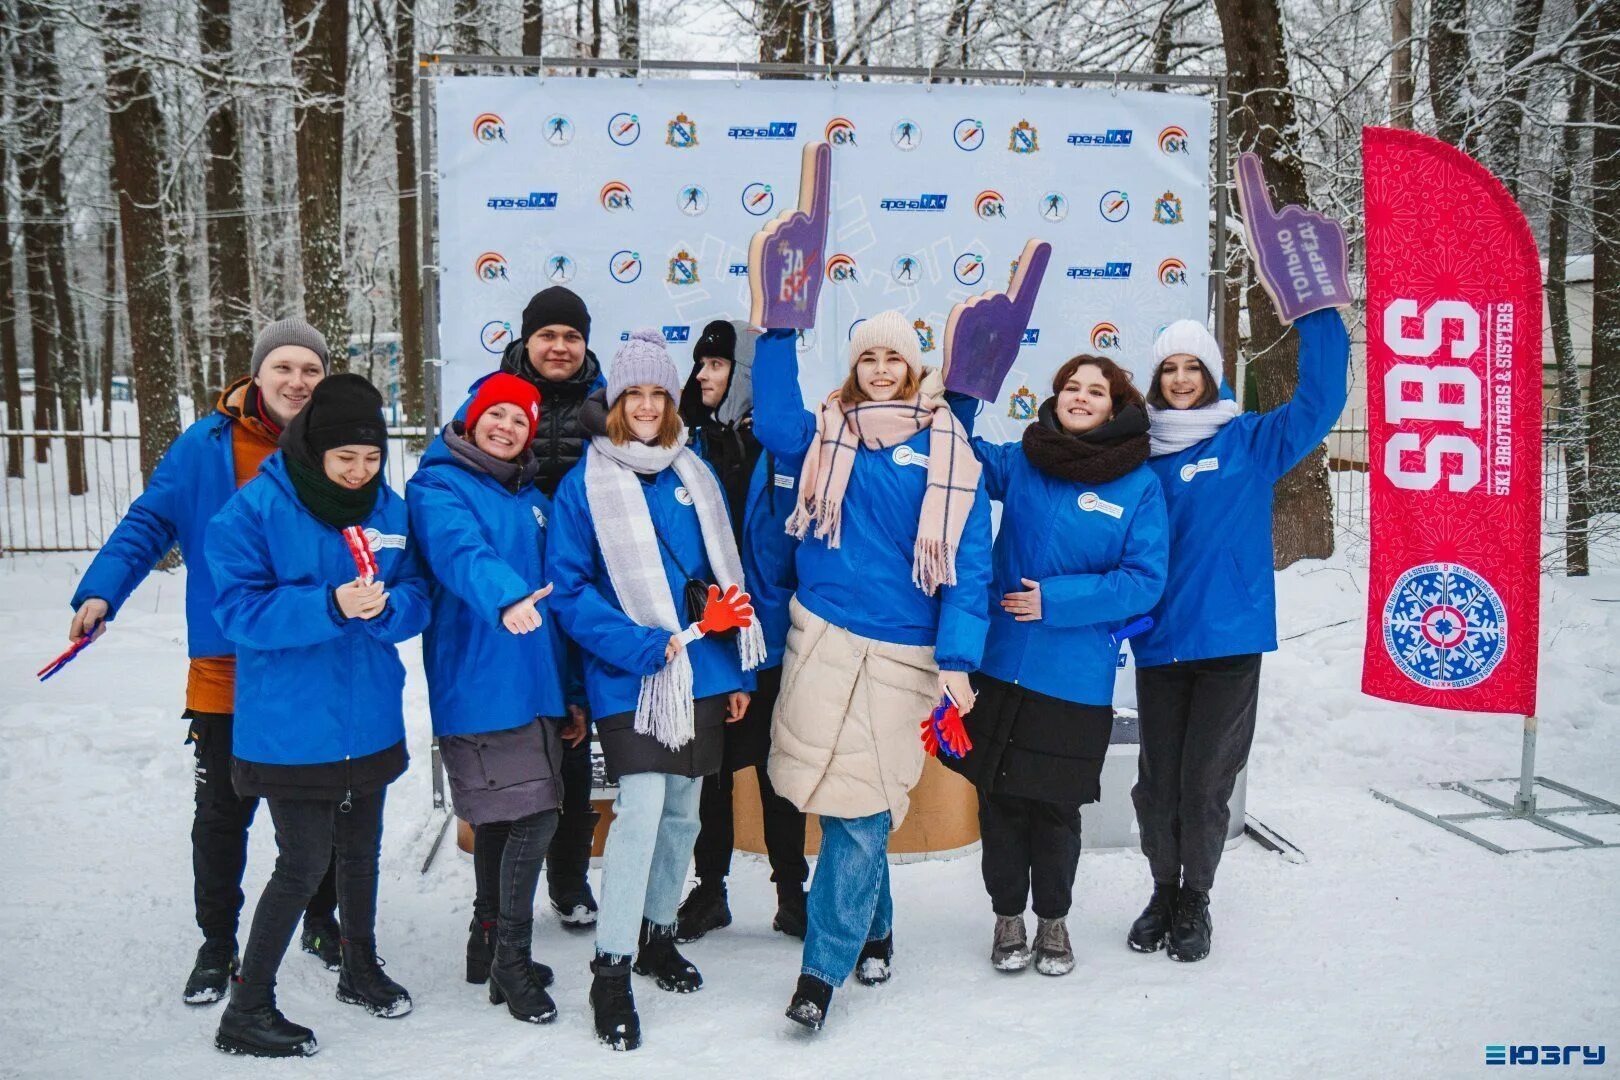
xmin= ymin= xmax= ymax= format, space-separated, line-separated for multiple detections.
xmin=2 ymin=553 xmax=1616 ymax=1078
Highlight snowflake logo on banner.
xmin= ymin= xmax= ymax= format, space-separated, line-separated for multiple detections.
xmin=1381 ymin=562 xmax=1509 ymax=691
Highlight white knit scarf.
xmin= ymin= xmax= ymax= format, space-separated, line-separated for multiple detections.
xmin=583 ymin=432 xmax=766 ymax=749
xmin=1147 ymin=400 xmax=1243 ymax=457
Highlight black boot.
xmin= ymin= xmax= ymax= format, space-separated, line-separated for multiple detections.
xmin=674 ymin=878 xmax=731 ymax=943
xmin=488 ymin=933 xmax=558 ymax=1024
xmin=589 ymin=953 xmax=641 ymax=1051
xmin=633 ymin=919 xmax=703 ymax=993
xmin=549 ymin=881 xmax=598 ymax=929
xmin=300 ymin=913 xmax=342 ymax=972
xmin=772 ymin=883 xmax=808 ymax=940
xmin=466 ymin=917 xmax=495 ymax=984
xmin=1127 ymin=881 xmax=1179 ymax=954
xmin=1167 ymin=886 xmax=1212 ymax=963
xmin=785 ymin=973 xmax=833 ymax=1032
xmin=215 ymin=978 xmax=318 ymax=1058
xmin=184 ymin=937 xmax=238 ymax=1006
xmin=336 ymin=939 xmax=413 ymax=1018
xmin=854 ymin=934 xmax=893 ymax=986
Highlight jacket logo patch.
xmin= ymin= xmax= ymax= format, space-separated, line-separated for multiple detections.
xmin=1077 ymin=491 xmax=1124 ymax=519
xmin=674 ymin=486 xmax=695 ymax=506
xmin=773 ymin=472 xmax=796 ymax=489
xmin=531 ymin=505 xmax=547 ymax=528
xmin=362 ymin=528 xmax=408 ymax=550
xmin=1178 ymin=456 xmax=1219 ymax=482
xmin=892 ymin=446 xmax=929 ymax=468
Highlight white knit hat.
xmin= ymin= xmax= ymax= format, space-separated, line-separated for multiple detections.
xmin=848 ymin=310 xmax=923 ymax=374
xmin=1152 ymin=319 xmax=1224 ymax=390
xmin=607 ymin=327 xmax=683 ymax=405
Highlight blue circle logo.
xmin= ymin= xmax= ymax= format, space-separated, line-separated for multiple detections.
xmin=741 ymin=182 xmax=775 ymax=216
xmin=480 ymin=320 xmax=513 ymax=354
xmin=953 ymin=119 xmax=985 ymax=151
xmin=1382 ymin=562 xmax=1508 ymax=690
xmin=1099 ymin=190 xmax=1130 ymax=222
xmin=953 ymin=252 xmax=985 ymax=286
xmin=609 ymin=250 xmax=642 ymax=284
xmin=607 ymin=113 xmax=640 ymax=146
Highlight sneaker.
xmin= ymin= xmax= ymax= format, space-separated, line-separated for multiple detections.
xmin=551 ymin=884 xmax=599 ymax=930
xmin=674 ymin=878 xmax=731 ymax=943
xmin=991 ymin=914 xmax=1031 ymax=972
xmin=1032 ymin=917 xmax=1075 ymax=976
xmin=184 ymin=938 xmax=238 ymax=1006
xmin=300 ymin=914 xmax=342 ymax=972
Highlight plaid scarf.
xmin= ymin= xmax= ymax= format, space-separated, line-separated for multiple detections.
xmin=787 ymin=373 xmax=981 ymax=595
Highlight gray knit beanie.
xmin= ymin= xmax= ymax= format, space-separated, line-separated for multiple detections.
xmin=251 ymin=318 xmax=331 ymax=373
xmin=607 ymin=328 xmax=682 ymax=406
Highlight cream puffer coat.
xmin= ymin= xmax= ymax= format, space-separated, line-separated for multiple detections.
xmin=768 ymin=598 xmax=940 ymax=828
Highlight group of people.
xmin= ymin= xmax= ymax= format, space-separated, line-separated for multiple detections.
xmin=67 ymin=275 xmax=1348 ymax=1057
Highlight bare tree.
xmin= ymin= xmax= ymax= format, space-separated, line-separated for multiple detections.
xmin=1391 ymin=0 xmax=1414 ymax=126
xmin=1428 ymin=0 xmax=1471 ymax=147
xmin=616 ymin=0 xmax=640 ymax=60
xmin=522 ymin=0 xmax=544 ymax=55
xmin=760 ymin=0 xmax=810 ymax=65
xmin=199 ymin=0 xmax=257 ymax=384
xmin=1590 ymin=0 xmax=1620 ymax=510
xmin=0 ymin=50 xmax=20 ymax=476
xmin=378 ymin=0 xmax=424 ymax=427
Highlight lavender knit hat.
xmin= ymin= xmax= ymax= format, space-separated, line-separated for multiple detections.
xmin=607 ymin=328 xmax=683 ymax=406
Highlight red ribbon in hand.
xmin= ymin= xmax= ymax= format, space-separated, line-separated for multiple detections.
xmin=342 ymin=525 xmax=378 ymax=583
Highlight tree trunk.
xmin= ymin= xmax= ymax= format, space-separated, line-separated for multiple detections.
xmin=104 ymin=0 xmax=182 ymax=481
xmin=101 ymin=206 xmax=118 ymax=432
xmin=1488 ymin=0 xmax=1546 ymax=199
xmin=616 ymin=0 xmax=639 ymax=61
xmin=199 ymin=0 xmax=256 ymax=384
xmin=590 ymin=0 xmax=601 ymax=71
xmin=282 ymin=0 xmax=351 ymax=369
xmin=816 ymin=0 xmax=837 ymax=65
xmin=0 ymin=124 xmax=21 ymax=476
xmin=521 ymin=0 xmax=543 ymax=56
xmin=174 ymin=218 xmax=210 ymax=413
xmin=1215 ymin=0 xmax=1335 ymax=567
xmin=759 ymin=0 xmax=809 ymax=66
xmin=453 ymin=0 xmax=490 ymax=53
xmin=1589 ymin=0 xmax=1620 ymax=511
xmin=1548 ymin=18 xmax=1590 ymax=576
xmin=19 ymin=186 xmax=56 ymax=463
xmin=386 ymin=0 xmax=425 ymax=430
xmin=1390 ymin=0 xmax=1413 ymax=127
xmin=1428 ymin=0 xmax=1470 ymax=147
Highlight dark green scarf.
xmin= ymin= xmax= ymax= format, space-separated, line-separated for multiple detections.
xmin=285 ymin=454 xmax=380 ymax=528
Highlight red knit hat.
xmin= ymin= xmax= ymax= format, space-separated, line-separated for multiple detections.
xmin=465 ymin=373 xmax=542 ymax=448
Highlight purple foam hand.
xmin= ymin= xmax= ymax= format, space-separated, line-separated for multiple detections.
xmin=748 ymin=141 xmax=832 ymax=330
xmin=1235 ymin=151 xmax=1350 ymax=323
xmin=942 ymin=238 xmax=1051 ymax=401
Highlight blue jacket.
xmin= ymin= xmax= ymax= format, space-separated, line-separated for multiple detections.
xmin=751 ymin=329 xmax=993 ymax=671
xmin=71 ymin=411 xmax=239 ymax=658
xmin=406 ymin=438 xmax=568 ymax=738
xmin=205 ymin=454 xmax=431 ymax=766
xmin=1133 ymin=308 xmax=1350 ymax=667
xmin=970 ymin=437 xmax=1168 ymax=705
xmin=548 ymin=451 xmax=753 ymax=720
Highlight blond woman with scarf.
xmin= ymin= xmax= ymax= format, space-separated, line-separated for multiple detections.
xmin=548 ymin=330 xmax=764 ymax=1051
xmin=749 ymin=313 xmax=993 ymax=1032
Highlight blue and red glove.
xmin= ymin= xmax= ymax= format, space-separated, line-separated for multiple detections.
xmin=920 ymin=690 xmax=972 ymax=759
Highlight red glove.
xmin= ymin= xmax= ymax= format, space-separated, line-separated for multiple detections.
xmin=342 ymin=525 xmax=378 ymax=583
xmin=920 ymin=695 xmax=972 ymax=759
xmin=696 ymin=583 xmax=755 ymax=635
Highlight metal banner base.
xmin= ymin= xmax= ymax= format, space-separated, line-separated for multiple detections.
xmin=1372 ymin=776 xmax=1620 ymax=854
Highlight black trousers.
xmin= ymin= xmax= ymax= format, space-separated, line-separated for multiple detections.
xmin=978 ymin=791 xmax=1082 ymax=919
xmin=238 ymin=789 xmax=386 ymax=996
xmin=545 ymin=735 xmax=599 ymax=902
xmin=473 ymin=811 xmax=561 ymax=947
xmin=691 ymin=667 xmax=808 ymax=888
xmin=186 ymin=711 xmax=336 ymax=941
xmin=1132 ymin=654 xmax=1262 ymax=892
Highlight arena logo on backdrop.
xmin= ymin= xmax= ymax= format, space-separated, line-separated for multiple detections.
xmin=953 ymin=119 xmax=985 ymax=151
xmin=741 ymin=182 xmax=775 ymax=216
xmin=599 ymin=181 xmax=633 ymax=212
xmin=545 ymin=254 xmax=575 ymax=284
xmin=880 ymin=193 xmax=947 ymax=212
xmin=975 ymin=190 xmax=1008 ymax=220
xmin=891 ymin=119 xmax=921 ymax=150
xmin=474 ymin=252 xmax=509 ymax=283
xmin=607 ymin=112 xmax=640 ymax=146
xmin=609 ymin=250 xmax=642 ymax=284
xmin=1153 ymin=191 xmax=1184 ymax=225
xmin=1021 ymin=328 xmax=1040 ymax=346
xmin=1008 ymin=120 xmax=1039 ymax=154
xmin=1067 ymin=128 xmax=1133 ymax=147
xmin=1098 ymin=190 xmax=1130 ymax=222
xmin=826 ymin=254 xmax=858 ymax=284
xmin=953 ymin=252 xmax=985 ymax=287
xmin=1158 ymin=258 xmax=1189 ymax=286
xmin=666 ymin=249 xmax=700 ymax=286
xmin=1090 ymin=322 xmax=1122 ymax=350
xmin=485 ymin=191 xmax=558 ymax=210
xmin=472 ymin=112 xmax=507 ymax=144
xmin=678 ymin=185 xmax=708 ymax=216
xmin=1039 ymin=191 xmax=1069 ymax=222
xmin=1158 ymin=125 xmax=1190 ymax=155
xmin=913 ymin=319 xmax=936 ymax=353
xmin=825 ymin=117 xmax=857 ymax=146
xmin=480 ymin=320 xmax=513 ymax=354
xmin=892 ymin=255 xmax=922 ymax=284
xmin=620 ymin=326 xmax=690 ymax=343
xmin=728 ymin=121 xmax=798 ymax=140
xmin=542 ymin=115 xmax=573 ymax=146
xmin=727 ymin=262 xmax=749 ymax=278
xmin=666 ymin=113 xmax=699 ymax=148
xmin=1066 ymin=261 xmax=1132 ymax=280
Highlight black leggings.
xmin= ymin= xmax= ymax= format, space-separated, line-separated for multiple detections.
xmin=237 ymin=790 xmax=386 ymax=995
xmin=473 ymin=811 xmax=561 ymax=946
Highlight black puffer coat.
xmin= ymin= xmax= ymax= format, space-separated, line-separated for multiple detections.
xmin=941 ymin=674 xmax=1115 ymax=806
xmin=498 ymin=341 xmax=604 ymax=496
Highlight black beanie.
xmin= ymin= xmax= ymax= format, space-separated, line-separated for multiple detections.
xmin=281 ymin=373 xmax=387 ymax=463
xmin=692 ymin=319 xmax=737 ymax=365
xmin=520 ymin=286 xmax=591 ymax=345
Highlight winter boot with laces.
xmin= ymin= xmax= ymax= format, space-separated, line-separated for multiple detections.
xmin=991 ymin=914 xmax=1031 ymax=971
xmin=854 ymin=934 xmax=893 ymax=986
xmin=184 ymin=937 xmax=239 ymax=1005
xmin=589 ymin=953 xmax=641 ymax=1051
xmin=633 ymin=919 xmax=703 ymax=992
xmin=1127 ymin=881 xmax=1179 ymax=953
xmin=785 ymin=973 xmax=834 ymax=1032
xmin=487 ymin=926 xmax=558 ymax=1024
xmin=1033 ymin=917 xmax=1075 ymax=976
xmin=674 ymin=878 xmax=731 ymax=943
xmin=1167 ymin=885 xmax=1212 ymax=963
xmin=772 ymin=882 xmax=808 ymax=940
xmin=300 ymin=913 xmax=342 ymax=972
xmin=550 ymin=882 xmax=598 ymax=929
xmin=214 ymin=977 xmax=318 ymax=1058
xmin=336 ymin=938 xmax=413 ymax=1018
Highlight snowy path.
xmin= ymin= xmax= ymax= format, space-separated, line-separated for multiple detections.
xmin=2 ymin=554 xmax=1616 ymax=1078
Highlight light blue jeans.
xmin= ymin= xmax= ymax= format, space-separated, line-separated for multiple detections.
xmin=595 ymin=771 xmax=704 ymax=958
xmin=801 ymin=811 xmax=893 ymax=987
